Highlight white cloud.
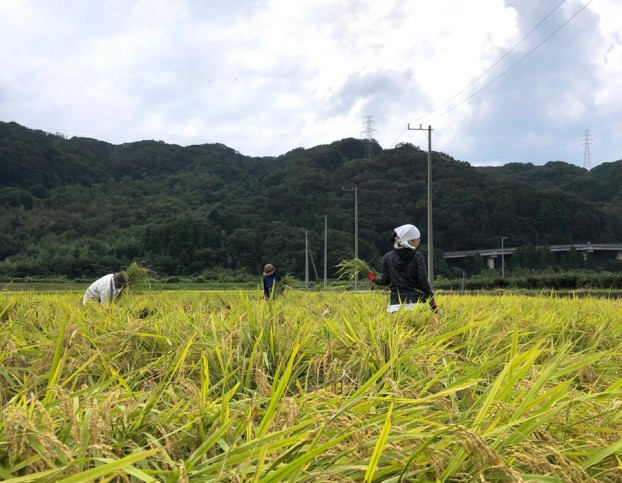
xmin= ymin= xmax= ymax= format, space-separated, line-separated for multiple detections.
xmin=0 ymin=0 xmax=620 ymax=165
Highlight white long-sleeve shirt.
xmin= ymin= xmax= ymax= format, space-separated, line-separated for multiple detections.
xmin=83 ymin=274 xmax=119 ymax=306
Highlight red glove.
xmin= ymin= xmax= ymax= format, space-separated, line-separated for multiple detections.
xmin=367 ymin=272 xmax=376 ymax=282
xmin=429 ymin=299 xmax=439 ymax=313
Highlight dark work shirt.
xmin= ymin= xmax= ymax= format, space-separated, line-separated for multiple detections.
xmin=373 ymin=248 xmax=434 ymax=305
xmin=263 ymin=273 xmax=282 ymax=299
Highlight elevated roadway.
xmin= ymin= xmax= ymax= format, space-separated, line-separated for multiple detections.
xmin=443 ymin=243 xmax=622 ymax=269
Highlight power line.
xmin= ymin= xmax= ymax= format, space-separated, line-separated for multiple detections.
xmin=391 ymin=1 xmax=577 ymax=148
xmin=423 ymin=0 xmax=595 ymax=123
xmin=389 ymin=125 xmax=408 ymax=148
xmin=417 ymin=0 xmax=568 ymax=122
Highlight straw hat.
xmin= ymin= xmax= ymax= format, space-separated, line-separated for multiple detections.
xmin=263 ymin=263 xmax=275 ymax=276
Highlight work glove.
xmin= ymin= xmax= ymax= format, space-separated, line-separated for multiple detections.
xmin=367 ymin=272 xmax=376 ymax=282
xmin=429 ymin=299 xmax=439 ymax=313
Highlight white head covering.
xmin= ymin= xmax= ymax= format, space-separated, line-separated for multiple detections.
xmin=393 ymin=224 xmax=421 ymax=250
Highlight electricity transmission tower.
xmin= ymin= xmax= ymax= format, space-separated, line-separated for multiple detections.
xmin=361 ymin=115 xmax=378 ymax=161
xmin=582 ymin=129 xmax=593 ymax=169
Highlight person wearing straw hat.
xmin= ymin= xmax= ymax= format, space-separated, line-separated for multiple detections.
xmin=83 ymin=271 xmax=128 ymax=307
xmin=262 ymin=263 xmax=282 ymax=300
xmin=367 ymin=224 xmax=438 ymax=313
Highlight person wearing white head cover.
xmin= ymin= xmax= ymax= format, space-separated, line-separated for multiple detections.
xmin=83 ymin=271 xmax=128 ymax=307
xmin=368 ymin=224 xmax=438 ymax=313
xmin=393 ymin=224 xmax=421 ymax=250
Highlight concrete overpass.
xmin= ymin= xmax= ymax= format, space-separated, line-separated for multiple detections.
xmin=443 ymin=243 xmax=622 ymax=270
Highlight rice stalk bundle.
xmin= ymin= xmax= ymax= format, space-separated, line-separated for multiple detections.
xmin=336 ymin=257 xmax=377 ymax=280
xmin=125 ymin=261 xmax=153 ymax=288
xmin=275 ymin=274 xmax=291 ymax=292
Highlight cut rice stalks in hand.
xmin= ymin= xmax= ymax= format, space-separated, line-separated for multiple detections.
xmin=125 ymin=261 xmax=154 ymax=289
xmin=336 ymin=257 xmax=377 ymax=281
xmin=275 ymin=274 xmax=291 ymax=293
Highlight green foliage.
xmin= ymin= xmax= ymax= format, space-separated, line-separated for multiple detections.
xmin=436 ymin=269 xmax=622 ymax=291
xmin=1 ymin=121 xmax=621 ymax=281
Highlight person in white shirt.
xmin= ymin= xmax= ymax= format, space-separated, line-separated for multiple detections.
xmin=83 ymin=272 xmax=128 ymax=306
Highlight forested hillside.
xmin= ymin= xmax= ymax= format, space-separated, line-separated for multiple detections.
xmin=1 ymin=121 xmax=621 ymax=280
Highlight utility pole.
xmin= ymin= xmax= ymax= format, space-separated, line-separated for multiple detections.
xmin=305 ymin=230 xmax=309 ymax=288
xmin=323 ymin=214 xmax=328 ymax=288
xmin=501 ymin=236 xmax=508 ymax=279
xmin=315 ymin=214 xmax=329 ymax=288
xmin=342 ymin=187 xmax=359 ymax=289
xmin=407 ymin=124 xmax=434 ymax=287
xmin=361 ymin=115 xmax=378 ymax=161
xmin=308 ymin=243 xmax=320 ymax=280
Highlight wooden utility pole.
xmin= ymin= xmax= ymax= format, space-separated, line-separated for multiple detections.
xmin=407 ymin=124 xmax=434 ymax=288
xmin=323 ymin=214 xmax=328 ymax=288
xmin=342 ymin=187 xmax=359 ymax=289
xmin=305 ymin=230 xmax=309 ymax=288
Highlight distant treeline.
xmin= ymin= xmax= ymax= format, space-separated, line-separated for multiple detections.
xmin=1 ymin=121 xmax=621 ymax=281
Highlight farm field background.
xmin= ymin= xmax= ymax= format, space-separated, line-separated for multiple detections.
xmin=1 ymin=289 xmax=621 ymax=482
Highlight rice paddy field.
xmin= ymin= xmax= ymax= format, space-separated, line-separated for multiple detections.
xmin=1 ymin=289 xmax=621 ymax=482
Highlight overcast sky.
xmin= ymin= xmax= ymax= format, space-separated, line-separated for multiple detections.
xmin=1 ymin=0 xmax=620 ymax=168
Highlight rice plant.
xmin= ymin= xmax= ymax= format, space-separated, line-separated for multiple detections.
xmin=0 ymin=289 xmax=621 ymax=481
